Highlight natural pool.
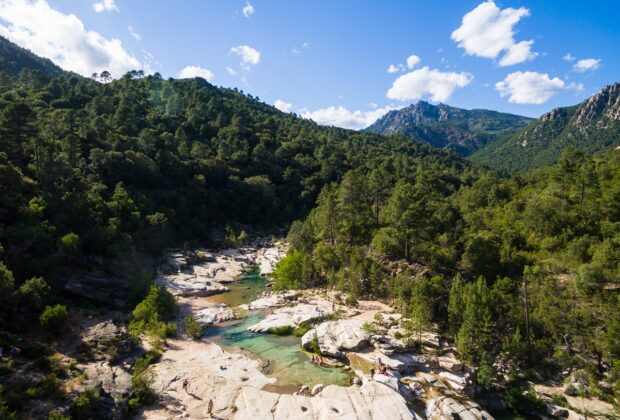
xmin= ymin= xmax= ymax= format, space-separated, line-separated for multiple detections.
xmin=205 ymin=269 xmax=353 ymax=393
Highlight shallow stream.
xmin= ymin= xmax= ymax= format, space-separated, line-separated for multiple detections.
xmin=204 ymin=269 xmax=353 ymax=393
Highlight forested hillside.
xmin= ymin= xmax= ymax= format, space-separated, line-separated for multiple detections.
xmin=0 ymin=66 xmax=472 ymax=282
xmin=470 ymin=83 xmax=620 ymax=172
xmin=276 ymin=146 xmax=620 ymax=402
xmin=0 ymin=36 xmax=65 ymax=78
xmin=365 ymin=101 xmax=533 ymax=156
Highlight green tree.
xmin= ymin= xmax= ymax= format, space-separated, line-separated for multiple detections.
xmin=456 ymin=277 xmax=492 ymax=365
xmin=39 ymin=304 xmax=68 ymax=331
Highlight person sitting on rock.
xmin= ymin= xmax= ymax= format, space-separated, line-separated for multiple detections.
xmin=381 ymin=366 xmax=388 ymax=375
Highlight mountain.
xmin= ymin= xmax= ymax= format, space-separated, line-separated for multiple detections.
xmin=470 ymin=83 xmax=620 ymax=173
xmin=364 ymin=101 xmax=534 ymax=156
xmin=0 ymin=35 xmax=65 ymax=77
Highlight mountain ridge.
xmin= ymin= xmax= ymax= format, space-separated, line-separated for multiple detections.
xmin=0 ymin=35 xmax=65 ymax=77
xmin=470 ymin=83 xmax=620 ymax=172
xmin=364 ymin=101 xmax=534 ymax=156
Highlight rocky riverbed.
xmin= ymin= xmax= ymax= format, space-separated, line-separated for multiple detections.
xmin=138 ymin=241 xmax=611 ymax=419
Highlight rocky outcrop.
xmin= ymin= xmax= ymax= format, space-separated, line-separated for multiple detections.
xmin=160 ymin=272 xmax=230 ymax=297
xmin=240 ymin=291 xmax=299 ymax=310
xmin=234 ymin=380 xmax=416 ymax=419
xmin=79 ymin=320 xmax=131 ymax=361
xmin=426 ymin=396 xmax=493 ymax=419
xmin=159 ymin=240 xmax=286 ymax=297
xmin=301 ymin=320 xmax=370 ymax=358
xmin=247 ymin=302 xmax=332 ymax=333
xmin=194 ymin=303 xmax=236 ymax=325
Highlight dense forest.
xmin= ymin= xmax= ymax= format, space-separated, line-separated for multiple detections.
xmin=273 ymin=145 xmax=620 ymax=404
xmin=0 ymin=68 xmax=469 ymax=281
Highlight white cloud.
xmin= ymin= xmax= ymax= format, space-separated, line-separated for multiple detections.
xmin=573 ymin=58 xmax=601 ymax=72
xmin=93 ymin=0 xmax=118 ymax=13
xmin=242 ymin=2 xmax=255 ymax=17
xmin=274 ymin=99 xmax=293 ymax=112
xmin=495 ymin=71 xmax=581 ymax=104
xmin=386 ymin=67 xmax=473 ymax=102
xmin=499 ymin=40 xmax=535 ymax=66
xmin=301 ymin=104 xmax=400 ymax=130
xmin=451 ymin=1 xmax=537 ymax=66
xmin=128 ymin=26 xmax=141 ymax=41
xmin=226 ymin=66 xmax=237 ymax=75
xmin=563 ymin=53 xmax=576 ymax=62
xmin=178 ymin=65 xmax=214 ymax=82
xmin=0 ymin=0 xmax=140 ymax=77
xmin=406 ymin=54 xmax=420 ymax=69
xmin=387 ymin=64 xmax=404 ymax=73
xmin=230 ymin=45 xmax=260 ymax=68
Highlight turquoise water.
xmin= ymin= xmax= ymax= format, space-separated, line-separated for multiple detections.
xmin=205 ymin=270 xmax=353 ymax=392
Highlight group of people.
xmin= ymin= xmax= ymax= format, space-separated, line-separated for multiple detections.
xmin=0 ymin=346 xmax=20 ymax=359
xmin=369 ymin=357 xmax=389 ymax=379
xmin=311 ymin=354 xmax=323 ymax=366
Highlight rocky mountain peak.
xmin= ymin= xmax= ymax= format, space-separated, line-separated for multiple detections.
xmin=574 ymin=82 xmax=620 ymax=125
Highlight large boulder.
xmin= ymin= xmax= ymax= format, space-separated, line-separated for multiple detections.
xmin=194 ymin=304 xmax=236 ymax=325
xmin=159 ymin=273 xmax=229 ymax=297
xmin=426 ymin=396 xmax=493 ymax=419
xmin=240 ymin=291 xmax=299 ymax=310
xmin=301 ymin=320 xmax=370 ymax=358
xmin=234 ymin=381 xmax=417 ymax=419
xmin=247 ymin=303 xmax=331 ymax=333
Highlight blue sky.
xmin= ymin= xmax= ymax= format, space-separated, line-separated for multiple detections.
xmin=0 ymin=0 xmax=618 ymax=129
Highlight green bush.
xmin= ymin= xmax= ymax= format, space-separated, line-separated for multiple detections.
xmin=294 ymin=322 xmax=312 ymax=337
xmin=0 ymin=386 xmax=15 ymax=420
xmin=129 ymin=285 xmax=178 ymax=338
xmin=308 ymin=333 xmax=321 ymax=355
xmin=184 ymin=316 xmax=203 ymax=339
xmin=18 ymin=277 xmax=50 ymax=311
xmin=39 ymin=304 xmax=68 ymax=331
xmin=129 ymin=351 xmax=160 ymax=414
xmin=269 ymin=325 xmax=294 ymax=335
xmin=48 ymin=411 xmax=70 ymax=420
xmin=71 ymin=388 xmax=100 ymax=420
xmin=504 ymin=382 xmax=546 ymax=415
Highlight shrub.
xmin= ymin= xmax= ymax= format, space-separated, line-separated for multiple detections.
xmin=308 ymin=333 xmax=321 ymax=355
xmin=39 ymin=304 xmax=68 ymax=331
xmin=269 ymin=325 xmax=293 ymax=335
xmin=129 ymin=285 xmax=178 ymax=338
xmin=59 ymin=233 xmax=80 ymax=258
xmin=71 ymin=388 xmax=100 ymax=420
xmin=48 ymin=411 xmax=70 ymax=420
xmin=18 ymin=277 xmax=50 ymax=311
xmin=184 ymin=316 xmax=203 ymax=339
xmin=129 ymin=351 xmax=160 ymax=414
xmin=504 ymin=382 xmax=546 ymax=415
xmin=294 ymin=322 xmax=311 ymax=337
